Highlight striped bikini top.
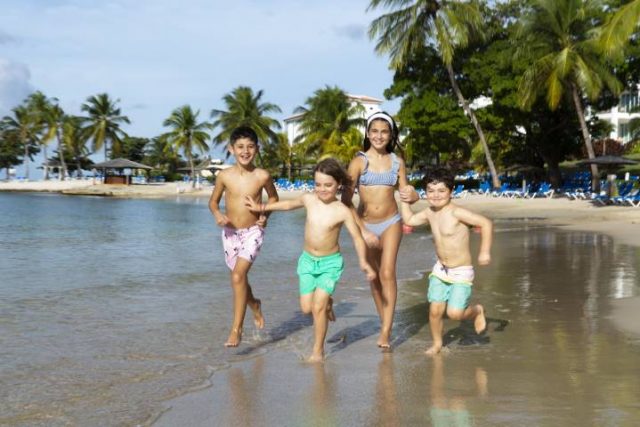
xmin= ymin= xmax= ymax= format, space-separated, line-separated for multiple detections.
xmin=358 ymin=151 xmax=399 ymax=186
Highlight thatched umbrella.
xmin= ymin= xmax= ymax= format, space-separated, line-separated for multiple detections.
xmin=92 ymin=158 xmax=153 ymax=185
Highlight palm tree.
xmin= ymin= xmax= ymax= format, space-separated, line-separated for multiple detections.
xmin=368 ymin=0 xmax=501 ymax=188
xmin=517 ymin=0 xmax=622 ymax=192
xmin=273 ymin=132 xmax=295 ymax=180
xmin=597 ymin=0 xmax=640 ymax=59
xmin=2 ymin=105 xmax=41 ymax=180
xmin=294 ymin=86 xmax=365 ymax=162
xmin=81 ymin=93 xmax=130 ymax=160
xmin=161 ymin=105 xmax=212 ymax=188
xmin=25 ymin=92 xmax=54 ymax=179
xmin=62 ymin=116 xmax=90 ymax=177
xmin=211 ymin=86 xmax=281 ymax=156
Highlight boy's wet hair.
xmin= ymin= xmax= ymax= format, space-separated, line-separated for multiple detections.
xmin=424 ymin=167 xmax=455 ymax=191
xmin=230 ymin=126 xmax=259 ymax=145
xmin=313 ymin=158 xmax=352 ymax=188
xmin=363 ymin=111 xmax=399 ymax=153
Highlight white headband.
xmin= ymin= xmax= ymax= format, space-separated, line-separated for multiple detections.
xmin=367 ymin=111 xmax=395 ymax=129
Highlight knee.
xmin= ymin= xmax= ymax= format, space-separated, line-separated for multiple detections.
xmin=446 ymin=309 xmax=463 ymax=320
xmin=429 ymin=305 xmax=446 ymax=319
xmin=312 ymin=300 xmax=327 ymax=316
xmin=378 ymin=268 xmax=396 ymax=285
xmin=300 ymin=304 xmax=312 ymax=315
xmin=230 ymin=271 xmax=245 ymax=286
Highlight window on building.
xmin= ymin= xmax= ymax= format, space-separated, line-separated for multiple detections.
xmin=619 ymin=92 xmax=640 ymax=112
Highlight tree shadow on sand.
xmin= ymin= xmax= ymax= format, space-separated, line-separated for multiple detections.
xmin=234 ymin=302 xmax=357 ymax=356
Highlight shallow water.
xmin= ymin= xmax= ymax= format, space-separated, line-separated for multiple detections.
xmin=1 ymin=192 xmax=639 ymax=426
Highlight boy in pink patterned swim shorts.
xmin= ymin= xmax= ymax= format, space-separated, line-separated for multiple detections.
xmin=209 ymin=126 xmax=279 ymax=347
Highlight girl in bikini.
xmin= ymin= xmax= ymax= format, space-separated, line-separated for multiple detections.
xmin=342 ymin=111 xmax=418 ymax=349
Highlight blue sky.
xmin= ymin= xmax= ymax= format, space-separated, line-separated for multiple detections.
xmin=1 ymin=0 xmax=400 ymax=167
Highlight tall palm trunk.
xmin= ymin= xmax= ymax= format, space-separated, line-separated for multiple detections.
xmin=571 ymin=84 xmax=600 ymax=193
xmin=56 ymin=127 xmax=68 ymax=180
xmin=446 ymin=63 xmax=500 ymax=189
xmin=22 ymin=130 xmax=30 ymax=180
xmin=188 ymin=151 xmax=196 ymax=189
xmin=43 ymin=145 xmax=49 ymax=180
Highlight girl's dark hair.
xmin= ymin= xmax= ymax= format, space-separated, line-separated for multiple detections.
xmin=363 ymin=111 xmax=399 ymax=153
xmin=424 ymin=167 xmax=455 ymax=191
xmin=313 ymin=158 xmax=352 ymax=188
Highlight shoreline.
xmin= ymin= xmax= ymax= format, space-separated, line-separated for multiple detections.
xmin=3 ymin=181 xmax=639 ymax=340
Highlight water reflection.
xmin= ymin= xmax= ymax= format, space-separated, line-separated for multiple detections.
xmin=306 ymin=363 xmax=337 ymax=427
xmin=429 ymin=356 xmax=488 ymax=427
xmin=225 ymin=358 xmax=264 ymax=426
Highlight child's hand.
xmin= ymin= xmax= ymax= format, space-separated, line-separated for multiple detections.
xmin=256 ymin=214 xmax=268 ymax=228
xmin=478 ymin=252 xmax=491 ymax=265
xmin=244 ymin=195 xmax=260 ymax=212
xmin=399 ymin=185 xmax=419 ymax=203
xmin=363 ymin=229 xmax=380 ymax=248
xmin=362 ymin=262 xmax=376 ymax=281
xmin=215 ymin=213 xmax=230 ymax=227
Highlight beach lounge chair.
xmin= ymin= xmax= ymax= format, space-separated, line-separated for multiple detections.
xmin=525 ymin=182 xmax=554 ymax=199
xmin=452 ymin=184 xmax=469 ymax=198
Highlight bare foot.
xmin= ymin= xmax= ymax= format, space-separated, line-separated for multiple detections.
xmin=224 ymin=327 xmax=242 ymax=347
xmin=474 ymin=305 xmax=487 ymax=335
xmin=306 ymin=352 xmax=325 ymax=363
xmin=425 ymin=344 xmax=442 ymax=356
xmin=327 ymin=298 xmax=336 ymax=322
xmin=377 ymin=329 xmax=391 ymax=349
xmin=250 ymin=299 xmax=265 ymax=329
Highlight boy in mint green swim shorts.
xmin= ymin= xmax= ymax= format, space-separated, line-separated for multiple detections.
xmin=401 ymin=167 xmax=493 ymax=356
xmin=245 ymin=158 xmax=375 ymax=362
xmin=297 ymin=251 xmax=345 ymax=296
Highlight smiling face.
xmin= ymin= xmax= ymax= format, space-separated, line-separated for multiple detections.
xmin=366 ymin=119 xmax=392 ymax=152
xmin=228 ymin=137 xmax=258 ymax=167
xmin=314 ymin=171 xmax=339 ymax=203
xmin=426 ymin=181 xmax=452 ymax=209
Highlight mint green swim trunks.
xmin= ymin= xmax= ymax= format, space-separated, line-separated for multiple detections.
xmin=428 ymin=274 xmax=472 ymax=310
xmin=297 ymin=251 xmax=344 ymax=296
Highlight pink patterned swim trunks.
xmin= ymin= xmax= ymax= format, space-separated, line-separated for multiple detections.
xmin=221 ymin=225 xmax=265 ymax=270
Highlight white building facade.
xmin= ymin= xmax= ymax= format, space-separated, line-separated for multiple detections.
xmin=283 ymin=94 xmax=384 ymax=144
xmin=595 ymin=88 xmax=640 ymax=143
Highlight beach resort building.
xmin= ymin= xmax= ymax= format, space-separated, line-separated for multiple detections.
xmin=594 ymin=87 xmax=640 ymax=144
xmin=283 ymin=94 xmax=384 ymax=144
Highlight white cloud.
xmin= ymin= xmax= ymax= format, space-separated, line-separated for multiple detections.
xmin=0 ymin=59 xmax=33 ymax=115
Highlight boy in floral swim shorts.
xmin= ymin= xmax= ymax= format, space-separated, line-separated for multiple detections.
xmin=209 ymin=126 xmax=279 ymax=347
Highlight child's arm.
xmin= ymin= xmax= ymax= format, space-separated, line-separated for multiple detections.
xmin=397 ymin=157 xmax=419 ymax=204
xmin=244 ymin=194 xmax=305 ymax=213
xmin=343 ymin=209 xmax=376 ymax=281
xmin=208 ymin=174 xmax=230 ymax=226
xmin=400 ymin=200 xmax=430 ymax=227
xmin=257 ymin=174 xmax=280 ymax=227
xmin=453 ymin=207 xmax=493 ymax=265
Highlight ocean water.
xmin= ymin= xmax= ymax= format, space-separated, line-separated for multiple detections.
xmin=0 ymin=192 xmax=432 ymax=426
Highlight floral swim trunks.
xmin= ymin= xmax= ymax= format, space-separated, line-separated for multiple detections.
xmin=221 ymin=225 xmax=265 ymax=270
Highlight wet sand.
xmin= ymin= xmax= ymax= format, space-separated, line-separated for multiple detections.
xmin=154 ymin=205 xmax=640 ymax=426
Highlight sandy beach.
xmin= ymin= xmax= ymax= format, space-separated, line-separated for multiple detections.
xmin=2 ymin=182 xmax=640 ymax=425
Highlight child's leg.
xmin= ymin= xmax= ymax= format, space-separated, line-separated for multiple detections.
xmin=375 ymin=223 xmax=402 ymax=348
xmin=225 ymin=258 xmax=262 ymax=347
xmin=309 ymin=288 xmax=332 ymax=362
xmin=427 ymin=302 xmax=446 ymax=355
xmin=447 ymin=304 xmax=486 ymax=334
xmin=445 ymin=285 xmax=486 ymax=334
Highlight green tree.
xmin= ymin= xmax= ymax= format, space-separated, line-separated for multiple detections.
xmin=144 ymin=136 xmax=182 ymax=180
xmin=1 ymin=105 xmax=41 ymax=180
xmin=294 ymin=85 xmax=365 ymax=162
xmin=210 ymin=86 xmax=282 ymax=157
xmin=368 ymin=0 xmax=501 ymax=188
xmin=61 ymin=115 xmax=91 ymax=177
xmin=0 ymin=122 xmax=23 ymax=179
xmin=81 ymin=93 xmax=130 ymax=160
xmin=120 ymin=136 xmax=149 ymax=162
xmin=161 ymin=105 xmax=212 ymax=188
xmin=517 ymin=0 xmax=622 ymax=192
xmin=598 ymin=0 xmax=640 ymax=58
